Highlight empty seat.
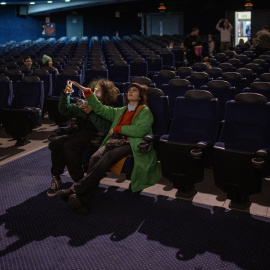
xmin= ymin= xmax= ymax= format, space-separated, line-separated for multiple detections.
xmin=219 ymin=72 xmax=247 ymax=94
xmin=158 ymin=90 xmax=219 ymax=197
xmin=187 ymin=72 xmax=212 ymax=89
xmin=161 ymin=78 xmax=194 ymax=119
xmin=213 ymin=93 xmax=270 ymax=209
xmin=205 ymin=67 xmax=223 ymax=80
xmin=152 ymin=70 xmax=177 ymax=89
xmin=201 ymin=80 xmax=235 ymax=121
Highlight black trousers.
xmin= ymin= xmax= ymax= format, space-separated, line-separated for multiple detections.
xmin=50 ymin=128 xmax=97 ymax=182
xmin=70 ymin=144 xmax=132 ymax=206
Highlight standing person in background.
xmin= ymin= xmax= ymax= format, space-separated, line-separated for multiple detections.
xmin=184 ymin=27 xmax=201 ymax=65
xmin=216 ymin=18 xmax=233 ymax=52
xmin=208 ymin=34 xmax=216 ymax=57
xmin=255 ymin=26 xmax=270 ymax=57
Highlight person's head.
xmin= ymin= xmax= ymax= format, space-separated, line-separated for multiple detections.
xmin=251 ymin=37 xmax=257 ymax=44
xmin=89 ymin=78 xmax=117 ymax=106
xmin=238 ymin=38 xmax=244 ymax=45
xmin=124 ymin=83 xmax=148 ymax=106
xmin=262 ymin=26 xmax=270 ymax=32
xmin=191 ymin=27 xmax=199 ymax=36
xmin=168 ymin=41 xmax=174 ymax=48
xmin=42 ymin=54 xmax=53 ymax=67
xmin=203 ymin=56 xmax=210 ymax=63
xmin=208 ymin=34 xmax=214 ymax=42
xmin=24 ymin=56 xmax=32 ymax=68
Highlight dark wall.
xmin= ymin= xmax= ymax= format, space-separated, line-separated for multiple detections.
xmin=0 ymin=6 xmax=41 ymax=44
xmin=0 ymin=0 xmax=270 ymax=44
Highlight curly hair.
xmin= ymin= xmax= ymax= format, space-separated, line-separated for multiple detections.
xmin=124 ymin=83 xmax=148 ymax=106
xmin=88 ymin=78 xmax=118 ymax=106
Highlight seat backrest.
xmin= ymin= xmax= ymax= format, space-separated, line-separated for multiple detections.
xmin=4 ymin=69 xmax=23 ymax=82
xmin=189 ymin=72 xmax=211 ymax=89
xmin=221 ymin=72 xmax=247 ymax=94
xmin=53 ymin=70 xmax=82 ymax=97
xmin=108 ymin=63 xmax=130 ymax=83
xmin=219 ymin=93 xmax=270 ymax=151
xmin=152 ymin=70 xmax=177 ymax=89
xmin=168 ymin=90 xmax=219 ymax=144
xmin=162 ymin=79 xmax=194 ymax=119
xmin=192 ymin=62 xmax=208 ymax=72
xmin=218 ymin=62 xmax=235 ymax=72
xmin=11 ymin=76 xmax=44 ymax=110
xmin=204 ymin=80 xmax=235 ymax=120
xmin=176 ymin=66 xmax=193 ymax=79
xmin=130 ymin=58 xmax=148 ymax=77
xmin=0 ymin=75 xmax=13 ymax=108
xmin=205 ymin=67 xmax=223 ymax=80
xmin=147 ymin=95 xmax=170 ymax=136
xmin=259 ymin=73 xmax=270 ymax=82
xmin=214 ymin=53 xmax=228 ymax=63
xmin=33 ymin=69 xmax=53 ymax=97
xmin=130 ymin=76 xmax=153 ymax=86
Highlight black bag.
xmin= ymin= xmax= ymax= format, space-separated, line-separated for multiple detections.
xmin=106 ymin=133 xmax=127 ymax=150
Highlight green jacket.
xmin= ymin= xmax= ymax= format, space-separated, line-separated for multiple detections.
xmin=86 ymin=93 xmax=161 ymax=192
xmin=58 ymin=93 xmax=112 ymax=132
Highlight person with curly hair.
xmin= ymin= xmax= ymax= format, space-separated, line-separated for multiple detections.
xmin=57 ymin=82 xmax=161 ymax=214
xmin=47 ymin=78 xmax=118 ymax=197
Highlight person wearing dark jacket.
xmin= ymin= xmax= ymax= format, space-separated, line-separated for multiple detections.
xmin=47 ymin=78 xmax=117 ymax=197
xmin=184 ymin=27 xmax=202 ymax=65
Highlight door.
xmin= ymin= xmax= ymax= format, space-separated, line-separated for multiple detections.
xmin=66 ymin=15 xmax=83 ymax=38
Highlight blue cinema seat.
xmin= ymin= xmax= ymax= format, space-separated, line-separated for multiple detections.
xmin=158 ymin=90 xmax=220 ymax=198
xmin=213 ymin=92 xmax=270 ymax=210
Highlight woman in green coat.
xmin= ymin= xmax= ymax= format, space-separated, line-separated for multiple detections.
xmin=58 ymin=82 xmax=161 ymax=214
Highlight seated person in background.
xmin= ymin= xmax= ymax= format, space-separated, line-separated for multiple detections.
xmin=42 ymin=54 xmax=59 ymax=74
xmin=237 ymin=38 xmax=245 ymax=46
xmin=47 ymin=78 xmax=118 ymax=197
xmin=255 ymin=26 xmax=270 ymax=57
xmin=167 ymin=41 xmax=174 ymax=50
xmin=226 ymin=45 xmax=238 ymax=56
xmin=202 ymin=56 xmax=212 ymax=68
xmin=57 ymin=82 xmax=161 ymax=214
xmin=17 ymin=56 xmax=37 ymax=76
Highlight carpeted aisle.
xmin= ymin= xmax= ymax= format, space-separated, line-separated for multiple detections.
xmin=0 ymin=147 xmax=270 ymax=270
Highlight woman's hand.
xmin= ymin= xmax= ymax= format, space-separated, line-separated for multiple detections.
xmin=64 ymin=80 xmax=74 ymax=94
xmin=78 ymin=104 xmax=92 ymax=114
xmin=109 ymin=128 xmax=114 ymax=135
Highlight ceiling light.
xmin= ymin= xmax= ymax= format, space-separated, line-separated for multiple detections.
xmin=30 ymin=2 xmax=35 ymax=4
xmin=0 ymin=2 xmax=6 ymax=4
xmin=65 ymin=0 xmax=71 ymax=2
xmin=48 ymin=0 xmax=53 ymax=3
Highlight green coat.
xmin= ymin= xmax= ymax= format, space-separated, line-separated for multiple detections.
xmin=86 ymin=93 xmax=161 ymax=192
xmin=58 ymin=93 xmax=112 ymax=132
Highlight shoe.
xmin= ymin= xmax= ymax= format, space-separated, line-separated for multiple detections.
xmin=68 ymin=194 xmax=89 ymax=215
xmin=47 ymin=176 xmax=62 ymax=197
xmin=57 ymin=189 xmax=74 ymax=202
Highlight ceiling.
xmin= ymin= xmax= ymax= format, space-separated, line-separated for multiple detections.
xmin=1 ymin=0 xmax=141 ymax=15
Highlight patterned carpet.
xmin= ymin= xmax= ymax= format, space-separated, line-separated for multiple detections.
xmin=0 ymin=147 xmax=270 ymax=270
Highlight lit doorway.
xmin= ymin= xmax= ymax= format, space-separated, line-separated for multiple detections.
xmin=234 ymin=11 xmax=251 ymax=45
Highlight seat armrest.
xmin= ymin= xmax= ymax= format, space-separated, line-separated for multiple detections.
xmin=252 ymin=148 xmax=270 ymax=169
xmin=190 ymin=141 xmax=213 ymax=159
xmin=137 ymin=135 xmax=154 ymax=153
